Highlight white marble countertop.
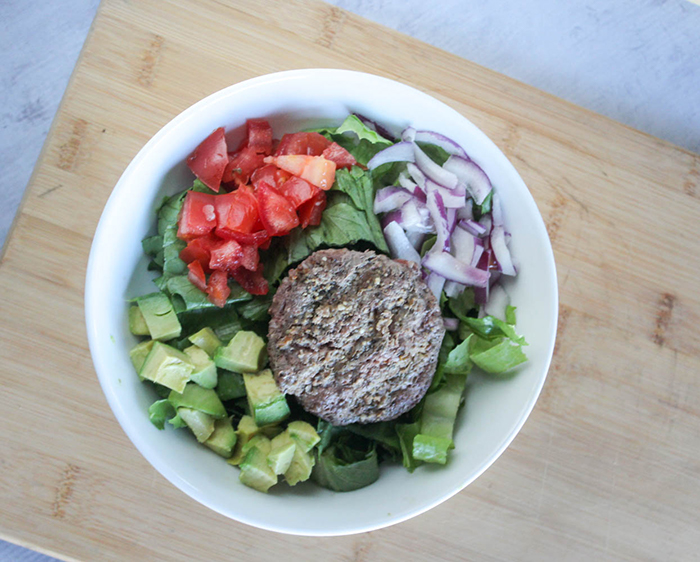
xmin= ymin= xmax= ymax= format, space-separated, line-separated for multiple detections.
xmin=1 ymin=0 xmax=699 ymax=559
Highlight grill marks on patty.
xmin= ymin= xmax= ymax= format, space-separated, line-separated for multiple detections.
xmin=268 ymin=249 xmax=445 ymax=425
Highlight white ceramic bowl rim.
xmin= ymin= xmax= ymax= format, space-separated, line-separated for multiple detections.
xmin=85 ymin=69 xmax=558 ymax=536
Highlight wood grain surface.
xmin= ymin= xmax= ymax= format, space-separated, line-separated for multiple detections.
xmin=1 ymin=0 xmax=699 ymax=560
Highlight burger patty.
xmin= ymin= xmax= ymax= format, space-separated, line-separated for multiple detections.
xmin=267 ymin=249 xmax=445 ymax=425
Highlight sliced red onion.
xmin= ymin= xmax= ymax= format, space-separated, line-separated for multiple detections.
xmin=490 ymin=226 xmax=516 ymax=276
xmin=451 ymin=225 xmax=477 ymax=263
xmin=398 ymin=172 xmax=426 ymax=203
xmin=459 ymin=218 xmax=487 ymax=237
xmin=406 ymin=163 xmax=426 ymax=190
xmin=426 ymin=188 xmax=450 ymax=252
xmin=414 ymin=143 xmax=459 ymax=189
xmin=473 ymin=250 xmax=492 ymax=304
xmin=478 ymin=214 xmax=492 ymax=236
xmin=483 ymin=284 xmax=510 ymax=320
xmin=374 ymin=186 xmax=413 ymax=214
xmin=426 ymin=272 xmax=446 ymax=299
xmin=405 ymin=229 xmax=425 ymax=251
xmin=443 ymin=155 xmax=492 ymax=205
xmin=414 ymin=130 xmax=468 ymax=159
xmin=401 ymin=127 xmax=416 ymax=142
xmin=446 ymin=207 xmax=457 ymax=237
xmin=383 ymin=221 xmax=421 ymax=264
xmin=470 ymin=239 xmax=485 ymax=267
xmin=491 ymin=191 xmax=504 ymax=227
xmin=367 ymin=141 xmax=415 ymax=170
xmin=444 ymin=280 xmax=465 ymax=299
xmin=400 ymin=199 xmax=433 ymax=233
xmin=423 ymin=251 xmax=489 ymax=287
xmin=425 ymin=180 xmax=466 ymax=209
xmin=443 ymin=317 xmax=459 ymax=331
xmin=381 ymin=210 xmax=401 ymax=230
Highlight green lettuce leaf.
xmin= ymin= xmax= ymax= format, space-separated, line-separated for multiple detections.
xmin=443 ymin=334 xmax=473 ymax=376
xmin=312 ymin=433 xmax=380 ymax=492
xmin=470 ymin=338 xmax=528 ymax=373
xmin=395 ymin=421 xmax=422 ymax=472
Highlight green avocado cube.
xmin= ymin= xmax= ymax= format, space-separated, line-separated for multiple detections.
xmin=204 ymin=417 xmax=237 ymax=458
xmin=214 ymin=331 xmax=267 ymax=373
xmin=128 ymin=305 xmax=150 ymax=336
xmin=243 ymin=369 xmax=290 ymax=426
xmin=215 ymin=371 xmax=246 ymax=401
xmin=139 ymin=342 xmax=193 ymax=393
xmin=183 ymin=345 xmax=218 ymax=389
xmin=136 ymin=292 xmax=181 ymax=341
xmin=287 ymin=421 xmax=320 ymax=452
xmin=129 ymin=340 xmax=155 ymax=376
xmin=227 ymin=415 xmax=260 ymax=466
xmin=239 ymin=436 xmax=277 ymax=493
xmin=188 ymin=327 xmax=222 ymax=358
xmin=177 ymin=407 xmax=215 ymax=443
xmin=267 ymin=431 xmax=297 ymax=475
xmin=284 ymin=445 xmax=315 ymax=486
xmin=168 ymin=383 xmax=227 ymax=419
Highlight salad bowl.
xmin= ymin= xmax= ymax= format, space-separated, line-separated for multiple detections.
xmin=85 ymin=69 xmax=557 ymax=536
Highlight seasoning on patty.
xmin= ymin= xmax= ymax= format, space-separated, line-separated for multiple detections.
xmin=267 ymin=249 xmax=445 ymax=425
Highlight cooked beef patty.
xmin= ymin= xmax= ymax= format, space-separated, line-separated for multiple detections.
xmin=267 ymin=249 xmax=444 ymax=425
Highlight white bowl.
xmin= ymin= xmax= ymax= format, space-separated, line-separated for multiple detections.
xmin=85 ymin=69 xmax=557 ymax=536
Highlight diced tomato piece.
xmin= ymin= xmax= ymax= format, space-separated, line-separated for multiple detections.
xmin=239 ymin=244 xmax=260 ymax=272
xmin=186 ymin=128 xmax=228 ymax=192
xmin=209 ymin=239 xmax=243 ymax=273
xmin=264 ymin=155 xmax=336 ymax=190
xmin=187 ymin=260 xmax=207 ymax=292
xmin=222 ymin=146 xmax=266 ymax=186
xmin=259 ymin=237 xmax=271 ymax=250
xmin=280 ymin=176 xmax=316 ymax=208
xmin=297 ymin=189 xmax=327 ymax=228
xmin=274 ymin=132 xmax=331 ymax=156
xmin=206 ymin=270 xmax=230 ymax=308
xmin=322 ymin=142 xmax=357 ymax=170
xmin=179 ymin=232 xmax=218 ymax=270
xmin=251 ymin=164 xmax=290 ymax=191
xmin=214 ymin=188 xmax=260 ymax=238
xmin=231 ymin=264 xmax=268 ymax=295
xmin=177 ymin=191 xmax=217 ymax=241
xmin=255 ymin=181 xmax=300 ymax=237
xmin=246 ymin=119 xmax=273 ymax=155
xmin=217 ymin=229 xmax=270 ymax=248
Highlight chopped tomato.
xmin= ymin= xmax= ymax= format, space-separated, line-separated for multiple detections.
xmin=274 ymin=132 xmax=330 ymax=156
xmin=239 ymin=244 xmax=260 ymax=271
xmin=246 ymin=119 xmax=273 ymax=155
xmin=177 ymin=191 xmax=217 ymax=241
xmin=279 ymin=176 xmax=316 ymax=208
xmin=259 ymin=237 xmax=271 ymax=250
xmin=218 ymin=229 xmax=270 ymax=248
xmin=206 ymin=270 xmax=230 ymax=308
xmin=297 ymin=189 xmax=327 ymax=228
xmin=186 ymin=128 xmax=228 ymax=192
xmin=231 ymin=264 xmax=268 ymax=295
xmin=214 ymin=188 xmax=260 ymax=238
xmin=255 ymin=181 xmax=300 ymax=237
xmin=209 ymin=239 xmax=243 ymax=273
xmin=251 ymin=164 xmax=290 ymax=190
xmin=222 ymin=147 xmax=266 ymax=186
xmin=322 ymin=142 xmax=357 ymax=170
xmin=179 ymin=232 xmax=218 ymax=270
xmin=187 ymin=261 xmax=207 ymax=292
xmin=264 ymin=155 xmax=336 ymax=190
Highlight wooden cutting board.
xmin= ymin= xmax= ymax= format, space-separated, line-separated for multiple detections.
xmin=1 ymin=0 xmax=699 ymax=560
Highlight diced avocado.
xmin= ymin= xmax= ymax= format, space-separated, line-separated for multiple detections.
xmin=129 ymin=340 xmax=155 ymax=375
xmin=227 ymin=415 xmax=260 ymax=466
xmin=139 ymin=342 xmax=194 ymax=393
xmin=177 ymin=407 xmax=215 ymax=442
xmin=148 ymin=399 xmax=176 ymax=430
xmin=129 ymin=305 xmax=150 ymax=336
xmin=267 ymin=431 xmax=297 ymax=475
xmin=284 ymin=445 xmax=315 ymax=486
xmin=214 ymin=331 xmax=267 ymax=373
xmin=204 ymin=417 xmax=237 ymax=458
xmin=243 ymin=369 xmax=290 ymax=426
xmin=287 ymin=421 xmax=320 ymax=452
xmin=188 ymin=327 xmax=222 ymax=358
xmin=259 ymin=424 xmax=284 ymax=439
xmin=183 ymin=345 xmax=218 ymax=389
xmin=239 ymin=436 xmax=277 ymax=493
xmin=136 ymin=292 xmax=181 ymax=341
xmin=216 ymin=371 xmax=246 ymax=401
xmin=168 ymin=383 xmax=226 ymax=419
